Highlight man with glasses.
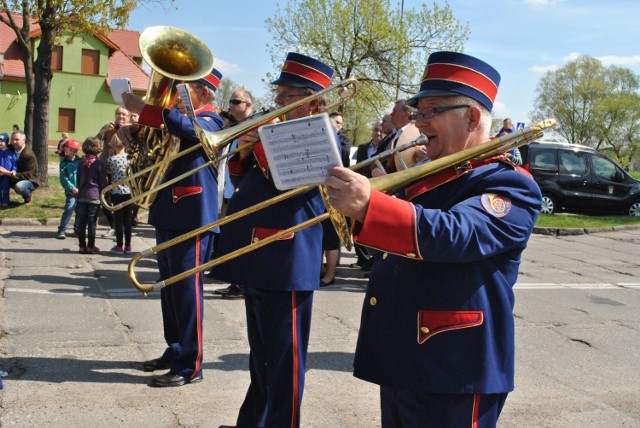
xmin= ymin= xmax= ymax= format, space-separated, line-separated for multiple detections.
xmin=211 ymin=52 xmax=334 ymax=428
xmin=227 ymin=88 xmax=253 ymax=123
xmin=326 ymin=51 xmax=542 ymax=426
xmin=213 ymin=88 xmax=255 ymax=299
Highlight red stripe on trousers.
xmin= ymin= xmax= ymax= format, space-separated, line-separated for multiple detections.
xmin=291 ymin=291 xmax=299 ymax=428
xmin=192 ymin=234 xmax=203 ymax=380
xmin=472 ymin=394 xmax=481 ymax=428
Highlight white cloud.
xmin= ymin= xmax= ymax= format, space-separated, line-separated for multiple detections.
xmin=213 ymin=58 xmax=242 ymax=76
xmin=597 ymin=55 xmax=640 ymax=67
xmin=524 ymin=0 xmax=564 ymax=5
xmin=530 ymin=64 xmax=558 ymax=73
xmin=563 ymin=52 xmax=581 ymax=62
xmin=492 ymin=101 xmax=507 ymax=115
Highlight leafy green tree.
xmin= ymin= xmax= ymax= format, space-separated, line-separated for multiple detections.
xmin=265 ymin=0 xmax=469 ymax=145
xmin=0 ymin=0 xmax=169 ymax=186
xmin=531 ymin=55 xmax=640 ymax=170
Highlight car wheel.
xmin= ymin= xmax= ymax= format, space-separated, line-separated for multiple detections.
xmin=629 ymin=201 xmax=640 ymax=217
xmin=540 ymin=193 xmax=556 ymax=215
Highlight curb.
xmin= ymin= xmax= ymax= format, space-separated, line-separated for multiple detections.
xmin=3 ymin=218 xmax=639 ymax=235
xmin=532 ymin=224 xmax=640 ymax=236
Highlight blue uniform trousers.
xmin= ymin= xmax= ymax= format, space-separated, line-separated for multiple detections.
xmin=380 ymin=387 xmax=507 ymax=428
xmin=156 ymin=229 xmax=214 ymax=380
xmin=237 ymin=287 xmax=314 ymax=428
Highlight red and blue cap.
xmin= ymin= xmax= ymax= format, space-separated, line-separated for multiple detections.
xmin=197 ymin=67 xmax=223 ymax=92
xmin=407 ymin=51 xmax=500 ymax=112
xmin=271 ymin=52 xmax=334 ymax=92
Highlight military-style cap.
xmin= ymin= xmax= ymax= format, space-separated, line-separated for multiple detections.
xmin=407 ymin=51 xmax=500 ymax=112
xmin=271 ymin=52 xmax=334 ymax=91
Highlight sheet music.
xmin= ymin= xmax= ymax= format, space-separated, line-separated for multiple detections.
xmin=110 ymin=78 xmax=131 ymax=104
xmin=176 ymin=83 xmax=197 ymax=124
xmin=258 ymin=113 xmax=342 ymax=190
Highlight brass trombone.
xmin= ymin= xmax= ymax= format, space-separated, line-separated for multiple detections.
xmin=100 ymin=78 xmax=360 ymax=211
xmin=129 ymin=119 xmax=555 ymax=293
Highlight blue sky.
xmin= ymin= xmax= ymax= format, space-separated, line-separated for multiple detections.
xmin=127 ymin=0 xmax=640 ymax=125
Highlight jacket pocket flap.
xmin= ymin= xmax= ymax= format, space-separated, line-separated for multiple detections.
xmin=251 ymin=227 xmax=295 ymax=243
xmin=417 ymin=310 xmax=483 ymax=344
xmin=172 ymin=186 xmax=202 ymax=203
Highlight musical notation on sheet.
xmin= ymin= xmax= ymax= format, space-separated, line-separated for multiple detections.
xmin=258 ymin=113 xmax=342 ymax=190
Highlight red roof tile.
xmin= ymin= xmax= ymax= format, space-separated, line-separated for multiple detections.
xmin=1 ymin=12 xmax=148 ymax=89
xmin=107 ymin=50 xmax=149 ymax=92
xmin=107 ymin=28 xmax=142 ymax=59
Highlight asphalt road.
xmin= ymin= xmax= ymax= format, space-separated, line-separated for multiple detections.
xmin=0 ymin=223 xmax=638 ymax=427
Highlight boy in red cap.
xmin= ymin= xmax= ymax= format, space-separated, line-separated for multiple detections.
xmin=56 ymin=138 xmax=81 ymax=239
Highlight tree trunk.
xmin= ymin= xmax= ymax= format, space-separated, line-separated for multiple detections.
xmin=32 ymin=25 xmax=55 ymax=188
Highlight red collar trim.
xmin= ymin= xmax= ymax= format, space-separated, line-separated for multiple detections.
xmin=194 ymin=104 xmax=214 ymax=115
xmin=253 ymin=142 xmax=270 ymax=179
xmin=405 ymin=156 xmax=501 ymax=201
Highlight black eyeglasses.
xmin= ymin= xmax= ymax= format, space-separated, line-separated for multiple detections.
xmin=229 ymin=99 xmax=246 ymax=105
xmin=415 ymin=105 xmax=470 ymax=120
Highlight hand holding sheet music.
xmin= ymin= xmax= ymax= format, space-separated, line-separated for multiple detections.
xmin=258 ymin=113 xmax=342 ymax=190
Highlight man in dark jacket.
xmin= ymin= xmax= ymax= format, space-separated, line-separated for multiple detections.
xmin=0 ymin=131 xmax=39 ymax=204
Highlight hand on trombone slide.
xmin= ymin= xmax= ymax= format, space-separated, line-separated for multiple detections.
xmin=235 ymin=116 xmax=280 ymax=162
xmin=325 ymin=166 xmax=371 ymax=224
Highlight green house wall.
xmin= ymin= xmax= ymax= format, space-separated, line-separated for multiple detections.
xmin=0 ymin=33 xmax=131 ymax=145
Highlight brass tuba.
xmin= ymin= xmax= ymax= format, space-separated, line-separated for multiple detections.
xmin=123 ymin=26 xmax=215 ymax=209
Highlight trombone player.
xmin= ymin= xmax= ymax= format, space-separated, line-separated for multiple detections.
xmin=210 ymin=53 xmax=335 ymax=428
xmin=119 ymin=68 xmax=225 ymax=387
xmin=326 ymin=52 xmax=542 ymax=426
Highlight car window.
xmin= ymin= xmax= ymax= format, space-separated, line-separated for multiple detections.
xmin=531 ymin=149 xmax=557 ymax=171
xmin=558 ymin=151 xmax=588 ymax=175
xmin=592 ymin=155 xmax=620 ymax=181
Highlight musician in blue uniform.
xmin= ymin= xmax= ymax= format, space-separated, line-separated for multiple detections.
xmin=326 ymin=52 xmax=542 ymax=427
xmin=121 ymin=69 xmax=224 ymax=387
xmin=211 ymin=53 xmax=334 ymax=427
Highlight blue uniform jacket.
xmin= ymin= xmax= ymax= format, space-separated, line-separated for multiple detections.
xmin=352 ymin=159 xmax=542 ymax=394
xmin=138 ymin=105 xmax=223 ymax=231
xmin=211 ymin=142 xmax=326 ymax=291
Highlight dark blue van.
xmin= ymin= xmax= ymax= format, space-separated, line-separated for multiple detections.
xmin=520 ymin=141 xmax=640 ymax=216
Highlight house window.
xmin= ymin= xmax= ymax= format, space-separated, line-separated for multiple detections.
xmin=81 ymin=49 xmax=100 ymax=75
xmin=51 ymin=46 xmax=63 ymax=71
xmin=58 ymin=108 xmax=76 ymax=132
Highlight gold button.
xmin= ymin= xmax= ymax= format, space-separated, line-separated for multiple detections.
xmin=369 ymin=297 xmax=377 ymax=306
xmin=235 ymin=187 xmax=240 ymax=193
xmin=420 ymin=327 xmax=430 ymax=334
xmin=382 ymin=253 xmax=388 ymax=260
xmin=253 ymin=237 xmax=259 ymax=243
xmin=406 ymin=252 xmax=416 ymax=258
xmin=160 ymin=124 xmax=165 ymax=130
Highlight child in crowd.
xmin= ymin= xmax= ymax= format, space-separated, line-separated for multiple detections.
xmin=106 ymin=137 xmax=133 ymax=254
xmin=0 ymin=133 xmax=17 ymax=207
xmin=56 ymin=132 xmax=69 ymax=157
xmin=56 ymin=138 xmax=81 ymax=239
xmin=76 ymin=137 xmax=108 ymax=254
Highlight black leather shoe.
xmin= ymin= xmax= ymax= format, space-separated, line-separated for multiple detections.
xmin=320 ymin=278 xmax=335 ymax=287
xmin=218 ymin=283 xmax=244 ymax=299
xmin=150 ymin=372 xmax=203 ymax=387
xmin=142 ymin=358 xmax=173 ymax=372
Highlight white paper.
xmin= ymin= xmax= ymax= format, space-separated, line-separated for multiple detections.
xmin=110 ymin=78 xmax=131 ymax=104
xmin=177 ymin=83 xmax=197 ymax=124
xmin=258 ymin=113 xmax=342 ymax=190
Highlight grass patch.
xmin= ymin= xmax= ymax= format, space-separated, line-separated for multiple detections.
xmin=536 ymin=213 xmax=640 ymax=228
xmin=0 ymin=178 xmax=66 ymax=222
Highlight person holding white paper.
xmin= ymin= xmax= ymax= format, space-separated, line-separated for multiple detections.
xmin=210 ymin=52 xmax=336 ymax=428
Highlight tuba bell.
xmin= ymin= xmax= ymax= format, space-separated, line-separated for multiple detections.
xmin=124 ymin=26 xmax=214 ymax=209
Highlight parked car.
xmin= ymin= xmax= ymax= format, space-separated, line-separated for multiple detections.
xmin=520 ymin=141 xmax=640 ymax=216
